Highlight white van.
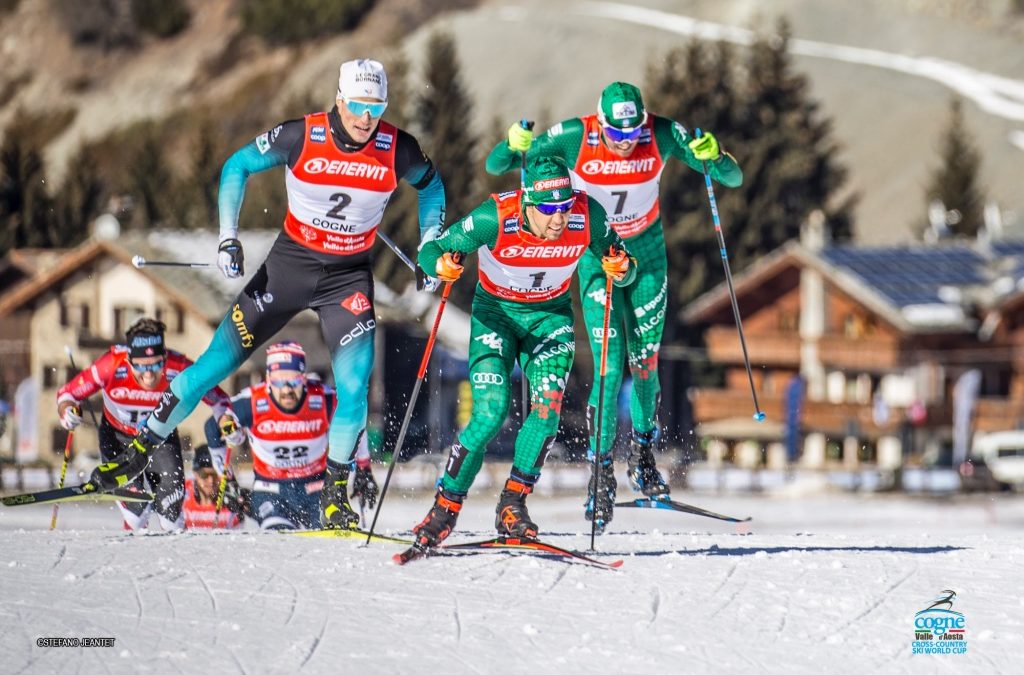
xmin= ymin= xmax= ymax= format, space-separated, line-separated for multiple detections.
xmin=971 ymin=431 xmax=1024 ymax=487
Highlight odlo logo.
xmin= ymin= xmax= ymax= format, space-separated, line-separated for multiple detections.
xmin=912 ymin=590 xmax=967 ymax=656
xmin=232 ymin=304 xmax=254 ymax=348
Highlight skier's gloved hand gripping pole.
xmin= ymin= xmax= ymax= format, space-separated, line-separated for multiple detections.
xmin=365 ymin=253 xmax=463 ymax=545
xmin=51 ymin=347 xmax=101 ymax=530
xmin=517 ymin=119 xmax=535 ymax=423
xmin=590 ymin=247 xmax=618 ymax=551
xmin=696 ymin=128 xmax=765 ymax=422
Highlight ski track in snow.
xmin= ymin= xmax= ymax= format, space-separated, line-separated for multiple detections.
xmin=1 ymin=494 xmax=1022 ymax=673
xmin=571 ymin=1 xmax=1024 ymax=151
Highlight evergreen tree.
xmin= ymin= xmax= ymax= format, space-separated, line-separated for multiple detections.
xmin=414 ymin=31 xmax=478 ymax=222
xmin=924 ymin=97 xmax=984 ymax=238
xmin=125 ymin=122 xmax=175 ymax=228
xmin=0 ymin=114 xmax=61 ymax=249
xmin=51 ymin=141 xmax=104 ymax=244
xmin=735 ymin=18 xmax=855 ymax=264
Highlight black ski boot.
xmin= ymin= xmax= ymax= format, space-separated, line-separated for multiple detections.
xmin=627 ymin=430 xmax=670 ymax=498
xmin=495 ymin=478 xmax=539 ymax=539
xmin=584 ymin=453 xmax=617 ymax=532
xmin=321 ymin=460 xmax=359 ymax=529
xmin=412 ymin=488 xmax=464 ymax=548
xmin=89 ymin=427 xmax=159 ymax=490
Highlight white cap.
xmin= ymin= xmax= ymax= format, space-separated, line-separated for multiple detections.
xmin=338 ymin=59 xmax=388 ymax=101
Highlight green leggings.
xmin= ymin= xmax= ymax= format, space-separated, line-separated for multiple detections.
xmin=441 ymin=292 xmax=575 ymax=494
xmin=580 ymin=224 xmax=668 ymax=455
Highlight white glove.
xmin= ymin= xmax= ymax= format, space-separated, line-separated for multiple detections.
xmin=217 ymin=237 xmax=244 ymax=279
xmin=60 ymin=405 xmax=83 ymax=431
xmin=417 ymin=226 xmax=442 ymax=292
xmin=209 ymin=446 xmax=229 ymax=475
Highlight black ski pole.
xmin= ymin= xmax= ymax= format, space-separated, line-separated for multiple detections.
xmin=696 ymin=129 xmax=765 ymax=422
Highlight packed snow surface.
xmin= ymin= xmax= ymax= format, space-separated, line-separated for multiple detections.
xmin=2 ymin=491 xmax=1021 ymax=673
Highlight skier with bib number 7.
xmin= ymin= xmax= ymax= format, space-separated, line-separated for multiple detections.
xmin=487 ymin=82 xmax=743 ymax=530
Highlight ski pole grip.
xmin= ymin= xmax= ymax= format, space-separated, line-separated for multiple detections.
xmin=520 ymin=119 xmax=535 ymax=131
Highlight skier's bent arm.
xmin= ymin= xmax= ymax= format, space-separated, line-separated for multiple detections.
xmin=217 ymin=120 xmax=301 ymax=240
xmin=587 ymin=197 xmax=637 ymax=287
xmin=417 ymin=200 xmax=500 ymax=274
xmin=396 ymin=131 xmax=446 ymax=242
xmin=660 ymin=117 xmax=743 ymax=188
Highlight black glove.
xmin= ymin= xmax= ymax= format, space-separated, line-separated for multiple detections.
xmin=351 ymin=465 xmax=379 ymax=510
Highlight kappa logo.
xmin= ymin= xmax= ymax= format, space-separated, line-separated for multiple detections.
xmin=475 ymin=332 xmax=504 ymax=356
xmin=255 ymin=132 xmax=271 ymax=154
xmin=341 ymin=291 xmax=372 ymax=315
xmin=310 ymin=125 xmax=327 ymax=143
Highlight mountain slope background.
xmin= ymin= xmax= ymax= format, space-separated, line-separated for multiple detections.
xmin=1 ymin=0 xmax=1021 ymax=245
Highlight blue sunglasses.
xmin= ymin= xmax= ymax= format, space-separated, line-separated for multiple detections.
xmin=602 ymin=123 xmax=644 ymax=143
xmin=130 ymin=360 xmax=165 ymax=373
xmin=269 ymin=377 xmax=305 ymax=390
xmin=533 ymin=197 xmax=576 ymax=215
xmin=342 ymin=98 xmax=388 ymax=118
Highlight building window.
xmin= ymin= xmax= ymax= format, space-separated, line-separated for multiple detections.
xmin=80 ymin=304 xmax=90 ymax=331
xmin=59 ymin=299 xmax=69 ymax=327
xmin=42 ymin=364 xmax=59 ymax=389
xmin=778 ymin=312 xmax=798 ymax=333
xmin=175 ymin=306 xmax=185 ymax=334
xmin=114 ymin=306 xmax=146 ymax=336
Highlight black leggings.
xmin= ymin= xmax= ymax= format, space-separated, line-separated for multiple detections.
xmin=99 ymin=420 xmax=184 ymax=526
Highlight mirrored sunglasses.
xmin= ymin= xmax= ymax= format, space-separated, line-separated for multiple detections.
xmin=269 ymin=377 xmax=305 ymax=390
xmin=534 ymin=197 xmax=576 ymax=215
xmin=343 ymin=98 xmax=388 ymax=118
xmin=602 ymin=123 xmax=644 ymax=143
xmin=130 ymin=359 xmax=165 ymax=373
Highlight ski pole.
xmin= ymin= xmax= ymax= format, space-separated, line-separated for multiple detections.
xmin=696 ymin=129 xmax=765 ymax=423
xmin=376 ymin=230 xmax=417 ymax=273
xmin=518 ymin=119 xmax=535 ymax=424
xmin=51 ymin=347 xmax=101 ymax=530
xmin=365 ymin=255 xmax=460 ymax=544
xmin=590 ymin=263 xmax=615 ymax=551
xmin=64 ymin=346 xmax=100 ymax=427
xmin=131 ymin=255 xmax=210 ymax=269
xmin=214 ymin=444 xmax=234 ymax=528
xmin=49 ymin=430 xmax=74 ymax=530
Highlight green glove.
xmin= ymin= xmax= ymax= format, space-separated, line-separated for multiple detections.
xmin=688 ymin=132 xmax=720 ymax=162
xmin=507 ymin=122 xmax=533 ymax=152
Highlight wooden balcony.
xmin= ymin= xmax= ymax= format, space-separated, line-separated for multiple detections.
xmin=705 ymin=327 xmax=801 ymax=366
xmin=975 ymin=398 xmax=1024 ymax=432
xmin=691 ymin=387 xmax=953 ymax=437
xmin=818 ymin=334 xmax=903 ymax=370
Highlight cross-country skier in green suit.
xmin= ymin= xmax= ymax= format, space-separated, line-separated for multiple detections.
xmin=408 ymin=155 xmax=636 ymax=549
xmin=486 ymin=82 xmax=743 ymax=530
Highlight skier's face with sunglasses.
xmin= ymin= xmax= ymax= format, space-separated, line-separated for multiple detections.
xmin=337 ymin=96 xmax=388 ymax=144
xmin=525 ymin=197 xmax=576 ymax=241
xmin=130 ymin=356 xmax=165 ymax=389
